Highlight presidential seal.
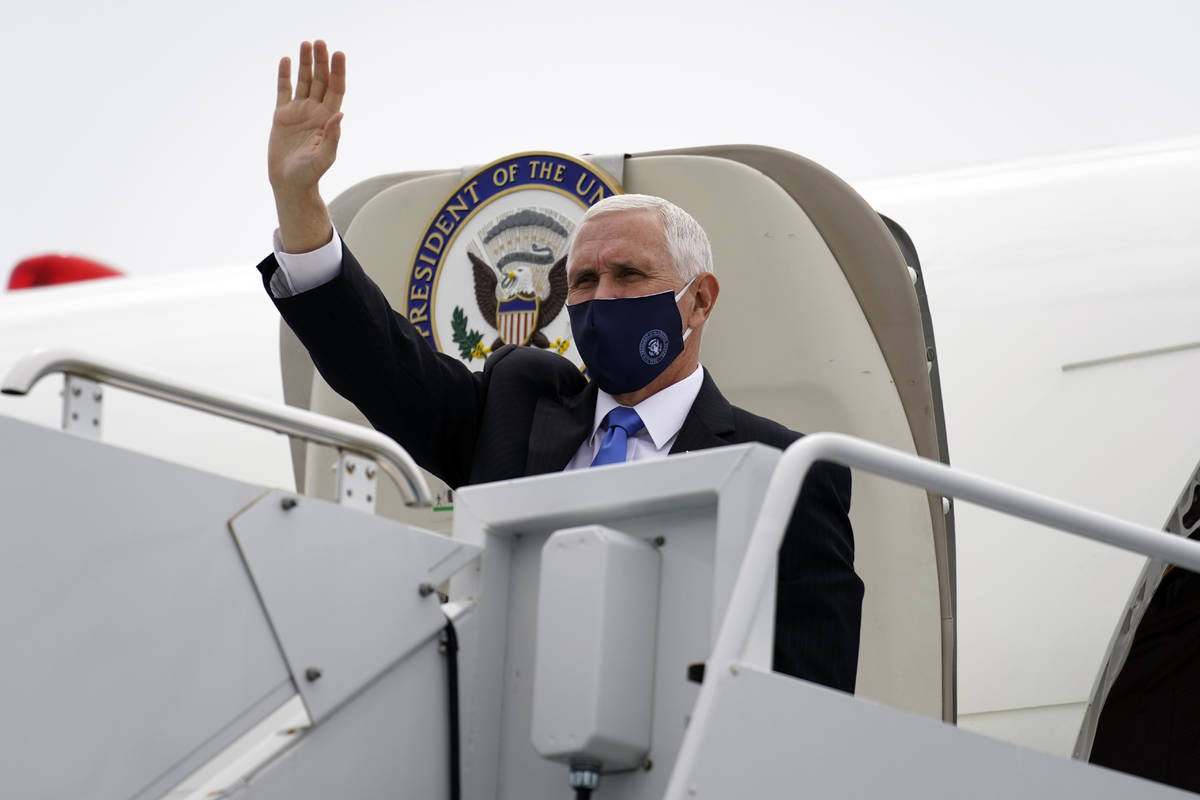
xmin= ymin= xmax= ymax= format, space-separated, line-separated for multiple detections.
xmin=639 ymin=329 xmax=670 ymax=365
xmin=406 ymin=153 xmax=624 ymax=367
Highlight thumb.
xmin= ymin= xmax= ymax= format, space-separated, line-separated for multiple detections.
xmin=314 ymin=112 xmax=343 ymax=175
xmin=323 ymin=112 xmax=344 ymax=146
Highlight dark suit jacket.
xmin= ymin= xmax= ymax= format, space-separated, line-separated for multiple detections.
xmin=258 ymin=245 xmax=863 ymax=692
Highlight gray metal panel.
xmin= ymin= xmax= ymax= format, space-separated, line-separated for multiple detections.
xmin=453 ymin=444 xmax=778 ymax=541
xmin=237 ymin=632 xmax=450 ymax=800
xmin=497 ymin=506 xmax=713 ymax=800
xmin=531 ymin=526 xmax=661 ymax=769
xmin=231 ymin=491 xmax=480 ymax=723
xmin=451 ymin=445 xmax=779 ymax=800
xmin=0 ymin=416 xmax=291 ymax=800
xmin=671 ymin=663 xmax=1192 ymax=799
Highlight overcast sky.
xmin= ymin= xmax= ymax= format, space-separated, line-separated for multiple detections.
xmin=6 ymin=0 xmax=1198 ymax=277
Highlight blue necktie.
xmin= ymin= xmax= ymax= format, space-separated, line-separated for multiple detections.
xmin=590 ymin=407 xmax=645 ymax=467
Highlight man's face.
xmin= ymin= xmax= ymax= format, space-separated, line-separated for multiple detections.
xmin=566 ymin=209 xmax=681 ymax=304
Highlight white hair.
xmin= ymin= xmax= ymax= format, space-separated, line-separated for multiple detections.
xmin=573 ymin=193 xmax=714 ymax=281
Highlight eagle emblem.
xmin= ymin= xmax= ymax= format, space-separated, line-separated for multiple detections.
xmin=406 ymin=152 xmax=623 ymax=365
xmin=466 ymin=208 xmax=570 ymax=353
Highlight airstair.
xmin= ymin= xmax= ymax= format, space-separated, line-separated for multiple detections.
xmin=2 ymin=351 xmax=1196 ymax=799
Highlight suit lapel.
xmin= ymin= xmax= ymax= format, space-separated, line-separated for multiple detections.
xmin=525 ymin=383 xmax=597 ymax=475
xmin=670 ymin=368 xmax=737 ymax=455
xmin=524 ymin=368 xmax=734 ymax=473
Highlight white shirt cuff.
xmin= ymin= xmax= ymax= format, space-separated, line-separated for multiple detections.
xmin=269 ymin=229 xmax=344 ymax=297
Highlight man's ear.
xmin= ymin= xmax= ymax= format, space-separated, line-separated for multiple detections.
xmin=686 ymin=272 xmax=720 ymax=329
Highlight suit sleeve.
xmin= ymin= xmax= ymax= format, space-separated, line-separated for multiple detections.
xmin=256 ymin=245 xmax=486 ymax=488
xmin=773 ymin=460 xmax=864 ymax=692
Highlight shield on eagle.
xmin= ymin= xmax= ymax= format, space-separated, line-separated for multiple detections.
xmin=496 ymin=294 xmax=540 ymax=346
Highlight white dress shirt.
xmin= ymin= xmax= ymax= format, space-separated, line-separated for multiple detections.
xmin=270 ymin=230 xmax=705 ymax=470
xmin=270 ymin=229 xmax=343 ymax=297
xmin=563 ymin=364 xmax=704 ymax=470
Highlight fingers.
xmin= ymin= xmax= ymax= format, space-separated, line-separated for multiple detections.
xmin=295 ymin=41 xmax=313 ymax=99
xmin=311 ymin=40 xmax=329 ymax=103
xmin=324 ymin=50 xmax=346 ymax=112
xmin=275 ymin=57 xmax=293 ymax=108
xmin=280 ymin=40 xmax=342 ymax=107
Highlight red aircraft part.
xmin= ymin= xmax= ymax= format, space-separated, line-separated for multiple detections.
xmin=8 ymin=255 xmax=124 ymax=290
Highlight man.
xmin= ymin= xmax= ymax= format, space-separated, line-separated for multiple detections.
xmin=260 ymin=41 xmax=863 ymax=691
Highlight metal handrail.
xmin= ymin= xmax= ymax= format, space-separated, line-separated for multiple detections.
xmin=1 ymin=348 xmax=433 ymax=507
xmin=665 ymin=431 xmax=1200 ymax=800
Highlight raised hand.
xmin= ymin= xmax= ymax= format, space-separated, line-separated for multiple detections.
xmin=269 ymin=41 xmax=345 ymax=253
xmin=269 ymin=40 xmax=345 ymax=193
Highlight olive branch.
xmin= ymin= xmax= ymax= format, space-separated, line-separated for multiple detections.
xmin=450 ymin=306 xmax=484 ymax=361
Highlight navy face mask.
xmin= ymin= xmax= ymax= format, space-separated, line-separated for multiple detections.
xmin=566 ymin=278 xmax=696 ymax=395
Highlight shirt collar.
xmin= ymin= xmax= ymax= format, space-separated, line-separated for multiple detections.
xmin=591 ymin=364 xmax=704 ymax=450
